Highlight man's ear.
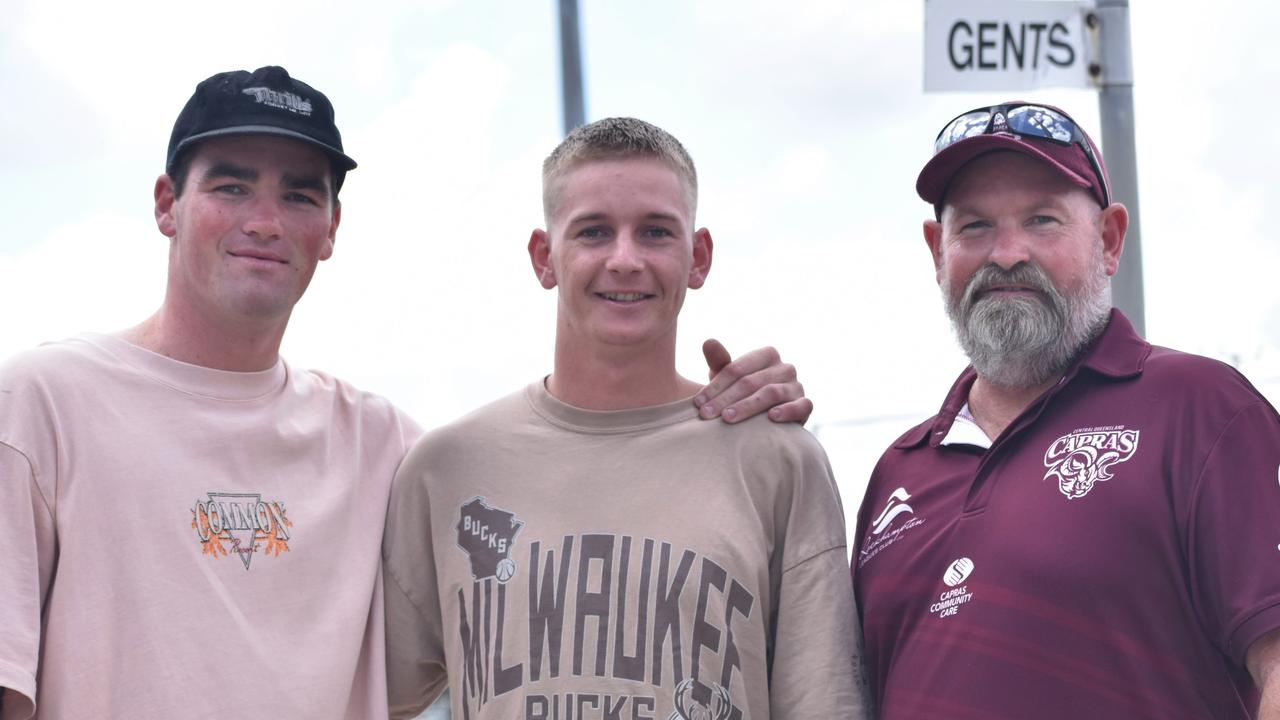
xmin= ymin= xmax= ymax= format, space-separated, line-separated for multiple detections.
xmin=319 ymin=201 xmax=340 ymax=262
xmin=688 ymin=228 xmax=713 ymax=289
xmin=155 ymin=175 xmax=178 ymax=238
xmin=923 ymin=219 xmax=945 ymax=281
xmin=1098 ymin=202 xmax=1129 ymax=277
xmin=528 ymin=229 xmax=557 ymax=289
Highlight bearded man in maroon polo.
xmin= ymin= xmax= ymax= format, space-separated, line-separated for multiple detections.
xmin=853 ymin=103 xmax=1280 ymax=719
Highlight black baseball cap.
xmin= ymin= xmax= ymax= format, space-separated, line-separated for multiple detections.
xmin=166 ymin=66 xmax=357 ymax=189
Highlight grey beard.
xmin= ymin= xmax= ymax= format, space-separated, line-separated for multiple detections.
xmin=943 ymin=255 xmax=1112 ymax=389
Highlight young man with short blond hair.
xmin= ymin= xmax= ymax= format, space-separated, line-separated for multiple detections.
xmin=383 ymin=117 xmax=869 ymax=720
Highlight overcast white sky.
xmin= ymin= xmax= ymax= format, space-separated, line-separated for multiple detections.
xmin=3 ymin=0 xmax=1278 ymax=529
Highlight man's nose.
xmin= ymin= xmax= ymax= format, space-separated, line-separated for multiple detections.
xmin=605 ymin=232 xmax=643 ymax=272
xmin=988 ymin=226 xmax=1032 ymax=270
xmin=242 ymin=196 xmax=284 ymax=240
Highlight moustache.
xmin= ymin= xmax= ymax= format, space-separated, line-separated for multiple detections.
xmin=960 ymin=263 xmax=1059 ymax=310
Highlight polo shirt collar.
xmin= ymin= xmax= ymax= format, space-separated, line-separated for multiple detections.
xmin=1076 ymin=309 xmax=1150 ymax=379
xmin=944 ymin=403 xmax=992 ymax=448
xmin=894 ymin=309 xmax=1151 ymax=450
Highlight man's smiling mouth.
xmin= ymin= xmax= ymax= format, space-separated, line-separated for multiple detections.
xmin=598 ymin=292 xmax=650 ymax=302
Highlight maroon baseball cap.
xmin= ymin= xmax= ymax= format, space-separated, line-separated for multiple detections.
xmin=916 ymin=102 xmax=1110 ymax=210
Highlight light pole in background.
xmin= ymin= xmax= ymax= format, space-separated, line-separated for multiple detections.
xmin=1094 ymin=0 xmax=1144 ymax=336
xmin=558 ymin=0 xmax=586 ymax=135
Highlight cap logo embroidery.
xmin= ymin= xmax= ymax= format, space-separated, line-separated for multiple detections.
xmin=241 ymin=87 xmax=313 ymax=116
xmin=1043 ymin=426 xmax=1140 ymax=499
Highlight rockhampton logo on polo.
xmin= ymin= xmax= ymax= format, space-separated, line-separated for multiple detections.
xmin=871 ymin=487 xmax=914 ymax=535
xmin=858 ymin=486 xmax=926 ymax=569
xmin=242 ymin=87 xmax=313 ymax=116
xmin=930 ymin=558 xmax=975 ymax=620
xmin=1043 ymin=425 xmax=1140 ymax=500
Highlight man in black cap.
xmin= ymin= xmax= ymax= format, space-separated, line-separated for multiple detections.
xmin=0 ymin=66 xmax=810 ymax=719
xmin=853 ymin=102 xmax=1280 ymax=719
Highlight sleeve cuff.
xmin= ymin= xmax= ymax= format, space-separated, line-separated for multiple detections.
xmin=1228 ymin=600 xmax=1280 ymax=667
xmin=0 ymin=657 xmax=36 ymax=720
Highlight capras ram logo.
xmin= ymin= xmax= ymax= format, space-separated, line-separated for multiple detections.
xmin=1043 ymin=426 xmax=1140 ymax=499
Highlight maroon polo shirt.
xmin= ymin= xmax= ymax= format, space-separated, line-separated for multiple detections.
xmin=853 ymin=311 xmax=1280 ymax=719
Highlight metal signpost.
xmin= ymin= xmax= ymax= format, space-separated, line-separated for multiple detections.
xmin=558 ymin=0 xmax=586 ymax=136
xmin=1093 ymin=0 xmax=1143 ymax=336
xmin=924 ymin=0 xmax=1144 ymax=336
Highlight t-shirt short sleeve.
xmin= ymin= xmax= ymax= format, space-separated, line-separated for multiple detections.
xmin=0 ymin=442 xmax=56 ymax=720
xmin=383 ymin=442 xmax=449 ymax=719
xmin=1185 ymin=399 xmax=1280 ymax=665
xmin=770 ymin=429 xmax=870 ymax=719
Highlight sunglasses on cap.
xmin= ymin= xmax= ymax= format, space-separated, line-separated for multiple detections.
xmin=933 ymin=103 xmax=1111 ymax=207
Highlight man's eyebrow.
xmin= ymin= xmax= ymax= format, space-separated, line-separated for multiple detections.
xmin=201 ymin=162 xmax=257 ymax=183
xmin=643 ymin=211 xmax=683 ymax=224
xmin=567 ymin=211 xmax=684 ymax=224
xmin=282 ymin=172 xmax=330 ymax=194
xmin=946 ymin=204 xmax=983 ymax=219
xmin=1030 ymin=198 xmax=1072 ymax=213
xmin=566 ymin=211 xmax=609 ymax=225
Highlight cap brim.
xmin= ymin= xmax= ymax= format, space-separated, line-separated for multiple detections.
xmin=171 ymin=125 xmax=358 ymax=171
xmin=916 ymin=134 xmax=1090 ymax=206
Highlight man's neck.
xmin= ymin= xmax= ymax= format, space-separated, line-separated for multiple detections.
xmin=966 ymin=374 xmax=1059 ymax=442
xmin=120 ymin=301 xmax=288 ymax=372
xmin=547 ymin=335 xmax=700 ymax=411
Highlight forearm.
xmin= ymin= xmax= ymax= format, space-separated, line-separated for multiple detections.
xmin=1260 ymin=682 xmax=1280 ymax=720
xmin=1249 ymin=628 xmax=1280 ymax=719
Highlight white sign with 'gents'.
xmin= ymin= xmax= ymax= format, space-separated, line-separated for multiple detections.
xmin=924 ymin=0 xmax=1097 ymax=92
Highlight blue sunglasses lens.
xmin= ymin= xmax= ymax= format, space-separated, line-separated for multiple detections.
xmin=1004 ymin=106 xmax=1075 ymax=144
xmin=934 ymin=110 xmax=992 ymax=154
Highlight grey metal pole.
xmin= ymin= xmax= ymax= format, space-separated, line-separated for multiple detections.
xmin=1092 ymin=0 xmax=1145 ymax=336
xmin=558 ymin=0 xmax=586 ymax=136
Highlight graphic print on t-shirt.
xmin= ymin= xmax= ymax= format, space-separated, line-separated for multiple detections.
xmin=457 ymin=496 xmax=525 ymax=583
xmin=451 ymin=499 xmax=754 ymax=720
xmin=190 ymin=492 xmax=292 ymax=570
xmin=1042 ymin=425 xmax=1140 ymax=499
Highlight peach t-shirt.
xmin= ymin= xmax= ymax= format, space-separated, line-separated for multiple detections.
xmin=0 ymin=334 xmax=420 ymax=720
